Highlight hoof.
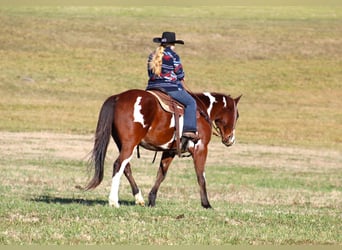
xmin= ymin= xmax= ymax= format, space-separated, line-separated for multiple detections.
xmin=148 ymin=202 xmax=156 ymax=207
xmin=202 ymin=203 xmax=212 ymax=209
xmin=135 ymin=200 xmax=145 ymax=207
xmin=135 ymin=190 xmax=145 ymax=207
xmin=109 ymin=199 xmax=120 ymax=208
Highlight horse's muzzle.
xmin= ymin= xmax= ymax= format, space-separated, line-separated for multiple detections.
xmin=222 ymin=131 xmax=235 ymax=147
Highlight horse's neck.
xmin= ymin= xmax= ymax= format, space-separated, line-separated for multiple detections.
xmin=198 ymin=92 xmax=224 ymax=121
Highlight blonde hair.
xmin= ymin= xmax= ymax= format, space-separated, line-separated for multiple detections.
xmin=149 ymin=45 xmax=165 ymax=76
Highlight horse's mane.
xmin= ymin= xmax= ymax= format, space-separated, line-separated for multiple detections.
xmin=190 ymin=92 xmax=212 ymax=124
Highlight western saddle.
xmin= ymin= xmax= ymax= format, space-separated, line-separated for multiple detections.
xmin=147 ymin=90 xmax=185 ymax=157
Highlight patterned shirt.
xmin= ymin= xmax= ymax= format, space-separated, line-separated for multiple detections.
xmin=147 ymin=47 xmax=185 ymax=92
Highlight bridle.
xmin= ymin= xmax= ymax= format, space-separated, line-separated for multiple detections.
xmin=212 ymin=99 xmax=239 ymax=144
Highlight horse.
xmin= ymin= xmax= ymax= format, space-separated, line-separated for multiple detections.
xmin=85 ymin=89 xmax=241 ymax=209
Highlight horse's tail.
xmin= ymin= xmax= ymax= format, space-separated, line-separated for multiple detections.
xmin=85 ymin=96 xmax=116 ymax=190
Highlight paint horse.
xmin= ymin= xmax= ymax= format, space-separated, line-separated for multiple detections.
xmin=85 ymin=89 xmax=241 ymax=208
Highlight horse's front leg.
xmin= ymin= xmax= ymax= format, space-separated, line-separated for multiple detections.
xmin=124 ymin=163 xmax=145 ymax=206
xmin=108 ymin=147 xmax=135 ymax=208
xmin=148 ymin=151 xmax=175 ymax=207
xmin=191 ymin=145 xmax=212 ymax=209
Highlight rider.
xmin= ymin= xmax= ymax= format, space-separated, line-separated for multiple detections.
xmin=146 ymin=31 xmax=198 ymax=142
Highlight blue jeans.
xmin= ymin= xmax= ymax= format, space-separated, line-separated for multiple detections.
xmin=168 ymin=89 xmax=197 ymax=132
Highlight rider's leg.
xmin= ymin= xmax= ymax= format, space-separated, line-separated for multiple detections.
xmin=168 ymin=89 xmax=198 ymax=141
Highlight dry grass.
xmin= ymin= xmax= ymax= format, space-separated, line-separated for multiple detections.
xmin=0 ymin=6 xmax=341 ymax=149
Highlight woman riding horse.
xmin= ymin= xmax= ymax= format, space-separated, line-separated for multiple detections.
xmin=147 ymin=31 xmax=199 ymax=143
xmin=85 ymin=32 xmax=242 ymax=209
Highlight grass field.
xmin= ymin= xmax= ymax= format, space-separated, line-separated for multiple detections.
xmin=0 ymin=132 xmax=341 ymax=245
xmin=0 ymin=6 xmax=341 ymax=245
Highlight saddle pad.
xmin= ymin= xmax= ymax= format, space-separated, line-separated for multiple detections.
xmin=147 ymin=90 xmax=184 ymax=115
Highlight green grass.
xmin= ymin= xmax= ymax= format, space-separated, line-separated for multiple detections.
xmin=0 ymin=133 xmax=341 ymax=245
xmin=0 ymin=137 xmax=342 ymax=245
xmin=1 ymin=198 xmax=339 ymax=245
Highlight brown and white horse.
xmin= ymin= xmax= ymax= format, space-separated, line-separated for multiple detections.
xmin=85 ymin=89 xmax=241 ymax=208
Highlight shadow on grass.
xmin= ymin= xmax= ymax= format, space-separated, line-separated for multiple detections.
xmin=31 ymin=195 xmax=136 ymax=207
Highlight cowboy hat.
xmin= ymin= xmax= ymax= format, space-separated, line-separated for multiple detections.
xmin=153 ymin=31 xmax=184 ymax=45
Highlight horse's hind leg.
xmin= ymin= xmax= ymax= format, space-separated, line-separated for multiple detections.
xmin=108 ymin=147 xmax=135 ymax=208
xmin=124 ymin=163 xmax=145 ymax=206
xmin=148 ymin=151 xmax=175 ymax=207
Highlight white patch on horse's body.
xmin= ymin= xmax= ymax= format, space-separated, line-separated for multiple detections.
xmin=203 ymin=92 xmax=216 ymax=117
xmin=133 ymin=96 xmax=147 ymax=128
xmin=149 ymin=114 xmax=183 ymax=150
xmin=222 ymin=96 xmax=227 ymax=108
xmin=194 ymin=139 xmax=205 ymax=151
xmin=177 ymin=115 xmax=184 ymax=137
xmin=140 ymin=114 xmax=181 ymax=150
xmin=159 ymin=139 xmax=174 ymax=149
xmin=169 ymin=115 xmax=175 ymax=128
xmin=108 ymin=149 xmax=135 ymax=208
xmin=170 ymin=114 xmax=184 ymax=130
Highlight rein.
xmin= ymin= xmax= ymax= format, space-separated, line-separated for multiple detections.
xmin=211 ymin=121 xmax=221 ymax=137
xmin=183 ymin=84 xmax=221 ymax=138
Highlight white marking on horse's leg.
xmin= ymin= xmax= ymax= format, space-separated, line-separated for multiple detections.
xmin=203 ymin=92 xmax=216 ymax=117
xmin=108 ymin=151 xmax=135 ymax=208
xmin=133 ymin=96 xmax=147 ymax=128
xmin=134 ymin=189 xmax=145 ymax=206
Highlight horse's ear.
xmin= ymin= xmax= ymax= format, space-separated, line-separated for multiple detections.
xmin=235 ymin=94 xmax=242 ymax=104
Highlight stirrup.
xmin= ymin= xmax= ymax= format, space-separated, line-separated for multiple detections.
xmin=182 ymin=132 xmax=199 ymax=143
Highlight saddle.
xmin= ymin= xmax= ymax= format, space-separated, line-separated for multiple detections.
xmin=147 ymin=90 xmax=184 ymax=115
xmin=147 ymin=90 xmax=185 ymax=157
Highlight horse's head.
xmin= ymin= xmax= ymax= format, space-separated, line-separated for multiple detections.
xmin=213 ymin=95 xmax=241 ymax=147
